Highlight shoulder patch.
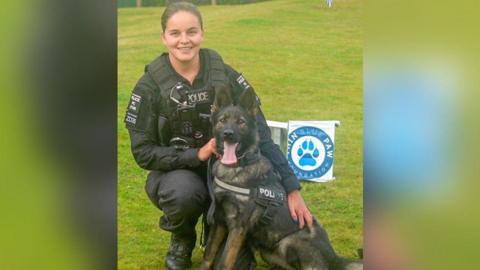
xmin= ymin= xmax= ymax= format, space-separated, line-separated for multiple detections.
xmin=124 ymin=93 xmax=143 ymax=128
xmin=235 ymin=73 xmax=261 ymax=106
xmin=236 ymin=74 xmax=251 ymax=90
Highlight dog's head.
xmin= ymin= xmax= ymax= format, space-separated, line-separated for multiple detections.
xmin=212 ymin=85 xmax=258 ymax=166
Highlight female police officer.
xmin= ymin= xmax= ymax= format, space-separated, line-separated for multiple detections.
xmin=124 ymin=2 xmax=313 ymax=269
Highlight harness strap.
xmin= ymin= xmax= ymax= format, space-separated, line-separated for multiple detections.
xmin=206 ymin=158 xmax=216 ymax=226
xmin=214 ymin=177 xmax=251 ymax=195
xmin=205 ymin=49 xmax=228 ymax=88
xmin=146 ymin=54 xmax=177 ymax=98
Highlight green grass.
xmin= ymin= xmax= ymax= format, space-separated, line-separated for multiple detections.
xmin=118 ymin=0 xmax=363 ymax=268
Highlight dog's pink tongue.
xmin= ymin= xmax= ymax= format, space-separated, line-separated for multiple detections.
xmin=221 ymin=142 xmax=239 ymax=165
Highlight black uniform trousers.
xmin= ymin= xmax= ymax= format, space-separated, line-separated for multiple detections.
xmin=145 ymin=168 xmax=255 ymax=269
xmin=145 ymin=169 xmax=208 ymax=236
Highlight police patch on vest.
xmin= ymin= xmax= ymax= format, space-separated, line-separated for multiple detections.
xmin=186 ymin=89 xmax=210 ymax=105
xmin=124 ymin=93 xmax=143 ymax=128
xmin=257 ymin=186 xmax=285 ymax=202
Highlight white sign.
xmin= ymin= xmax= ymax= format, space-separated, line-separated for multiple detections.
xmin=287 ymin=121 xmax=339 ymax=182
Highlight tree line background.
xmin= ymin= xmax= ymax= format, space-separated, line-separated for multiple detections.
xmin=118 ymin=0 xmax=270 ymax=8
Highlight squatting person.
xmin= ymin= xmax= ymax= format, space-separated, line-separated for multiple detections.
xmin=124 ymin=2 xmax=313 ymax=269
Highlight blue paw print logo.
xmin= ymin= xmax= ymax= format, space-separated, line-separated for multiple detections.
xmin=287 ymin=126 xmax=334 ymax=179
xmin=297 ymin=139 xmax=320 ymax=166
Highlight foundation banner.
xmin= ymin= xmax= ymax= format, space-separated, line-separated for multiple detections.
xmin=287 ymin=121 xmax=340 ymax=182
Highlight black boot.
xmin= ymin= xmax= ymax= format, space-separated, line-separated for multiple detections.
xmin=165 ymin=232 xmax=196 ymax=270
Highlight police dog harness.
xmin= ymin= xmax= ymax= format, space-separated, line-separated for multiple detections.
xmin=210 ymin=167 xmax=300 ymax=250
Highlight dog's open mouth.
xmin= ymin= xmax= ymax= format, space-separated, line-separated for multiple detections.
xmin=221 ymin=142 xmax=239 ymax=166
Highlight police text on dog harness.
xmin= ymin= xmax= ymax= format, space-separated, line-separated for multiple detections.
xmin=258 ymin=186 xmax=285 ymax=202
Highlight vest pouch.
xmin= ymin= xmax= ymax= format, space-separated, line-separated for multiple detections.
xmin=192 ymin=113 xmax=211 ymax=148
xmin=169 ymin=136 xmax=195 ymax=150
xmin=157 ymin=115 xmax=171 ymax=146
xmin=170 ymin=103 xmax=204 ymax=147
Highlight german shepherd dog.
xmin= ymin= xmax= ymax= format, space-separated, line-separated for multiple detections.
xmin=201 ymin=86 xmax=363 ymax=270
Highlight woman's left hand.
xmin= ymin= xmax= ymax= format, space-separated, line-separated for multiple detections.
xmin=287 ymin=190 xmax=313 ymax=229
xmin=197 ymin=138 xmax=219 ymax=161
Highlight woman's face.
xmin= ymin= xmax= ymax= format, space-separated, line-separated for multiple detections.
xmin=162 ymin=11 xmax=204 ymax=65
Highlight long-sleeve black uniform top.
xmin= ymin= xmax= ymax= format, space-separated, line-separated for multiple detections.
xmin=124 ymin=49 xmax=301 ymax=194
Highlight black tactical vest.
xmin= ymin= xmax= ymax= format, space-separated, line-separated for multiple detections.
xmin=145 ymin=48 xmax=230 ymax=147
xmin=146 ymin=48 xmax=228 ymax=113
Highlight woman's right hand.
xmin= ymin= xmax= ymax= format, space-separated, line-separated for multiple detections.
xmin=197 ymin=138 xmax=219 ymax=161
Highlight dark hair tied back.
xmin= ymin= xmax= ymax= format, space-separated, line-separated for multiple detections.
xmin=161 ymin=1 xmax=203 ymax=32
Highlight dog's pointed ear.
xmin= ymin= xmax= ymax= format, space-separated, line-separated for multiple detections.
xmin=212 ymin=85 xmax=233 ymax=113
xmin=239 ymin=88 xmax=258 ymax=116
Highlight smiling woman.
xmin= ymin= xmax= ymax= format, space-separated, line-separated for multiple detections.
xmin=161 ymin=7 xmax=204 ymax=83
xmin=123 ymin=1 xmax=313 ymax=269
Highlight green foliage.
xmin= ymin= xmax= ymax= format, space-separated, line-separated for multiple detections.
xmin=116 ymin=0 xmax=171 ymax=7
xmin=117 ymin=0 xmax=270 ymax=8
xmin=217 ymin=0 xmax=270 ymax=5
xmin=118 ymin=0 xmax=136 ymax=8
xmin=143 ymin=0 xmax=168 ymax=6
xmin=118 ymin=0 xmax=363 ymax=269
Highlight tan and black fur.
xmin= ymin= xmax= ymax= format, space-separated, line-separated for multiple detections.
xmin=201 ymin=86 xmax=362 ymax=270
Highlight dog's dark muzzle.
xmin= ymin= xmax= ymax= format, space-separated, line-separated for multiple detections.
xmin=221 ymin=127 xmax=239 ymax=144
xmin=223 ymin=128 xmax=234 ymax=139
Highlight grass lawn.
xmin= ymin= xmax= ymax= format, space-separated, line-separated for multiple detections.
xmin=118 ymin=0 xmax=363 ymax=269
